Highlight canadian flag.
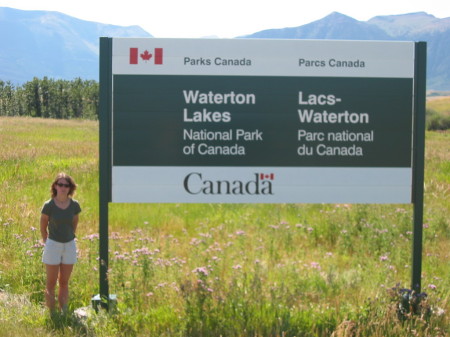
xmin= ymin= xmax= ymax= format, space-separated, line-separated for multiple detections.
xmin=260 ymin=173 xmax=275 ymax=180
xmin=129 ymin=48 xmax=163 ymax=65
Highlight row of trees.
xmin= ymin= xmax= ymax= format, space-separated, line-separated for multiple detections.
xmin=0 ymin=77 xmax=99 ymax=119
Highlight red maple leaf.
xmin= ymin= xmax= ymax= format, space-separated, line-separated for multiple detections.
xmin=140 ymin=50 xmax=152 ymax=61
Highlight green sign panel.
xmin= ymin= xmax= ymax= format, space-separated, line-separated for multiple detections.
xmin=101 ymin=38 xmax=420 ymax=204
xmin=113 ymin=75 xmax=413 ymax=168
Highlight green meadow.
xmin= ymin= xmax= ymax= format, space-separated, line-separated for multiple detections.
xmin=427 ymin=96 xmax=450 ymax=130
xmin=0 ymin=116 xmax=449 ymax=336
xmin=427 ymin=96 xmax=450 ymax=117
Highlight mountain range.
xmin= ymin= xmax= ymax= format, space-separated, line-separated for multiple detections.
xmin=0 ymin=7 xmax=151 ymax=83
xmin=242 ymin=11 xmax=450 ymax=91
xmin=0 ymin=7 xmax=449 ymax=90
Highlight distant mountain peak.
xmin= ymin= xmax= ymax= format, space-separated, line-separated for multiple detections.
xmin=368 ymin=11 xmax=449 ymax=36
xmin=241 ymin=11 xmax=450 ymax=90
xmin=322 ymin=12 xmax=358 ymax=21
xmin=370 ymin=11 xmax=434 ymax=21
xmin=0 ymin=6 xmax=152 ymax=83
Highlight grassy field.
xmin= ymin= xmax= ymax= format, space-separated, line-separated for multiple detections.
xmin=0 ymin=117 xmax=449 ymax=336
xmin=427 ymin=96 xmax=450 ymax=116
xmin=427 ymin=96 xmax=450 ymax=130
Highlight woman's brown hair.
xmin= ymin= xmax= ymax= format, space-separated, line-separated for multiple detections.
xmin=50 ymin=172 xmax=77 ymax=198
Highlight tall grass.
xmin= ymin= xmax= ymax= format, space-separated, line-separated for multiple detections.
xmin=0 ymin=117 xmax=449 ymax=336
xmin=427 ymin=96 xmax=450 ymax=117
xmin=426 ymin=96 xmax=450 ymax=130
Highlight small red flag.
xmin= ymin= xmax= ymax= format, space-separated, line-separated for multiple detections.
xmin=129 ymin=48 xmax=163 ymax=65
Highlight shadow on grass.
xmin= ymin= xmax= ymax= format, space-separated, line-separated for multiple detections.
xmin=46 ymin=309 xmax=89 ymax=336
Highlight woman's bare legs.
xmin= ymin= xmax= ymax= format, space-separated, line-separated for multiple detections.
xmin=45 ymin=264 xmax=60 ymax=312
xmin=45 ymin=264 xmax=74 ymax=313
xmin=58 ymin=264 xmax=74 ymax=312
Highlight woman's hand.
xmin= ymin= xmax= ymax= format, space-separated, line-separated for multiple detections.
xmin=40 ymin=213 xmax=49 ymax=243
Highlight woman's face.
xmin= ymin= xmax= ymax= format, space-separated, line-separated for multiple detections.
xmin=55 ymin=179 xmax=71 ymax=195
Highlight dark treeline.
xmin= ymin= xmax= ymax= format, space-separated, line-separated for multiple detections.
xmin=0 ymin=77 xmax=99 ymax=119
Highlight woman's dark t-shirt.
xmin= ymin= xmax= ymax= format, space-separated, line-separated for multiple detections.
xmin=41 ymin=199 xmax=81 ymax=243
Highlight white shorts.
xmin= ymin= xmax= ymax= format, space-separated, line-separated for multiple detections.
xmin=42 ymin=238 xmax=77 ymax=265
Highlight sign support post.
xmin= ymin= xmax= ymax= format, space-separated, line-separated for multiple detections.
xmin=93 ymin=37 xmax=114 ymax=310
xmin=411 ymin=41 xmax=427 ymax=293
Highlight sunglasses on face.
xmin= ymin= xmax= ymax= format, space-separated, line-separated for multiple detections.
xmin=56 ymin=183 xmax=71 ymax=188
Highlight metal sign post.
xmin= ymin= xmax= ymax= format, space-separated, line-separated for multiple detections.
xmin=94 ymin=37 xmax=114 ymax=310
xmin=411 ymin=42 xmax=427 ymax=293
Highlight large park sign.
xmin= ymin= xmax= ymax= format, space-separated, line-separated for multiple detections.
xmin=106 ymin=39 xmax=417 ymax=204
xmin=98 ymin=38 xmax=426 ymax=307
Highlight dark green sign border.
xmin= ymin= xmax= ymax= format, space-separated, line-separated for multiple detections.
xmin=97 ymin=38 xmax=426 ymax=309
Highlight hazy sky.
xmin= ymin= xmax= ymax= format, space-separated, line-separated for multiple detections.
xmin=1 ymin=0 xmax=449 ymax=38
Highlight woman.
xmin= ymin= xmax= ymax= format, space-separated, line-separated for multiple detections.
xmin=40 ymin=172 xmax=81 ymax=313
